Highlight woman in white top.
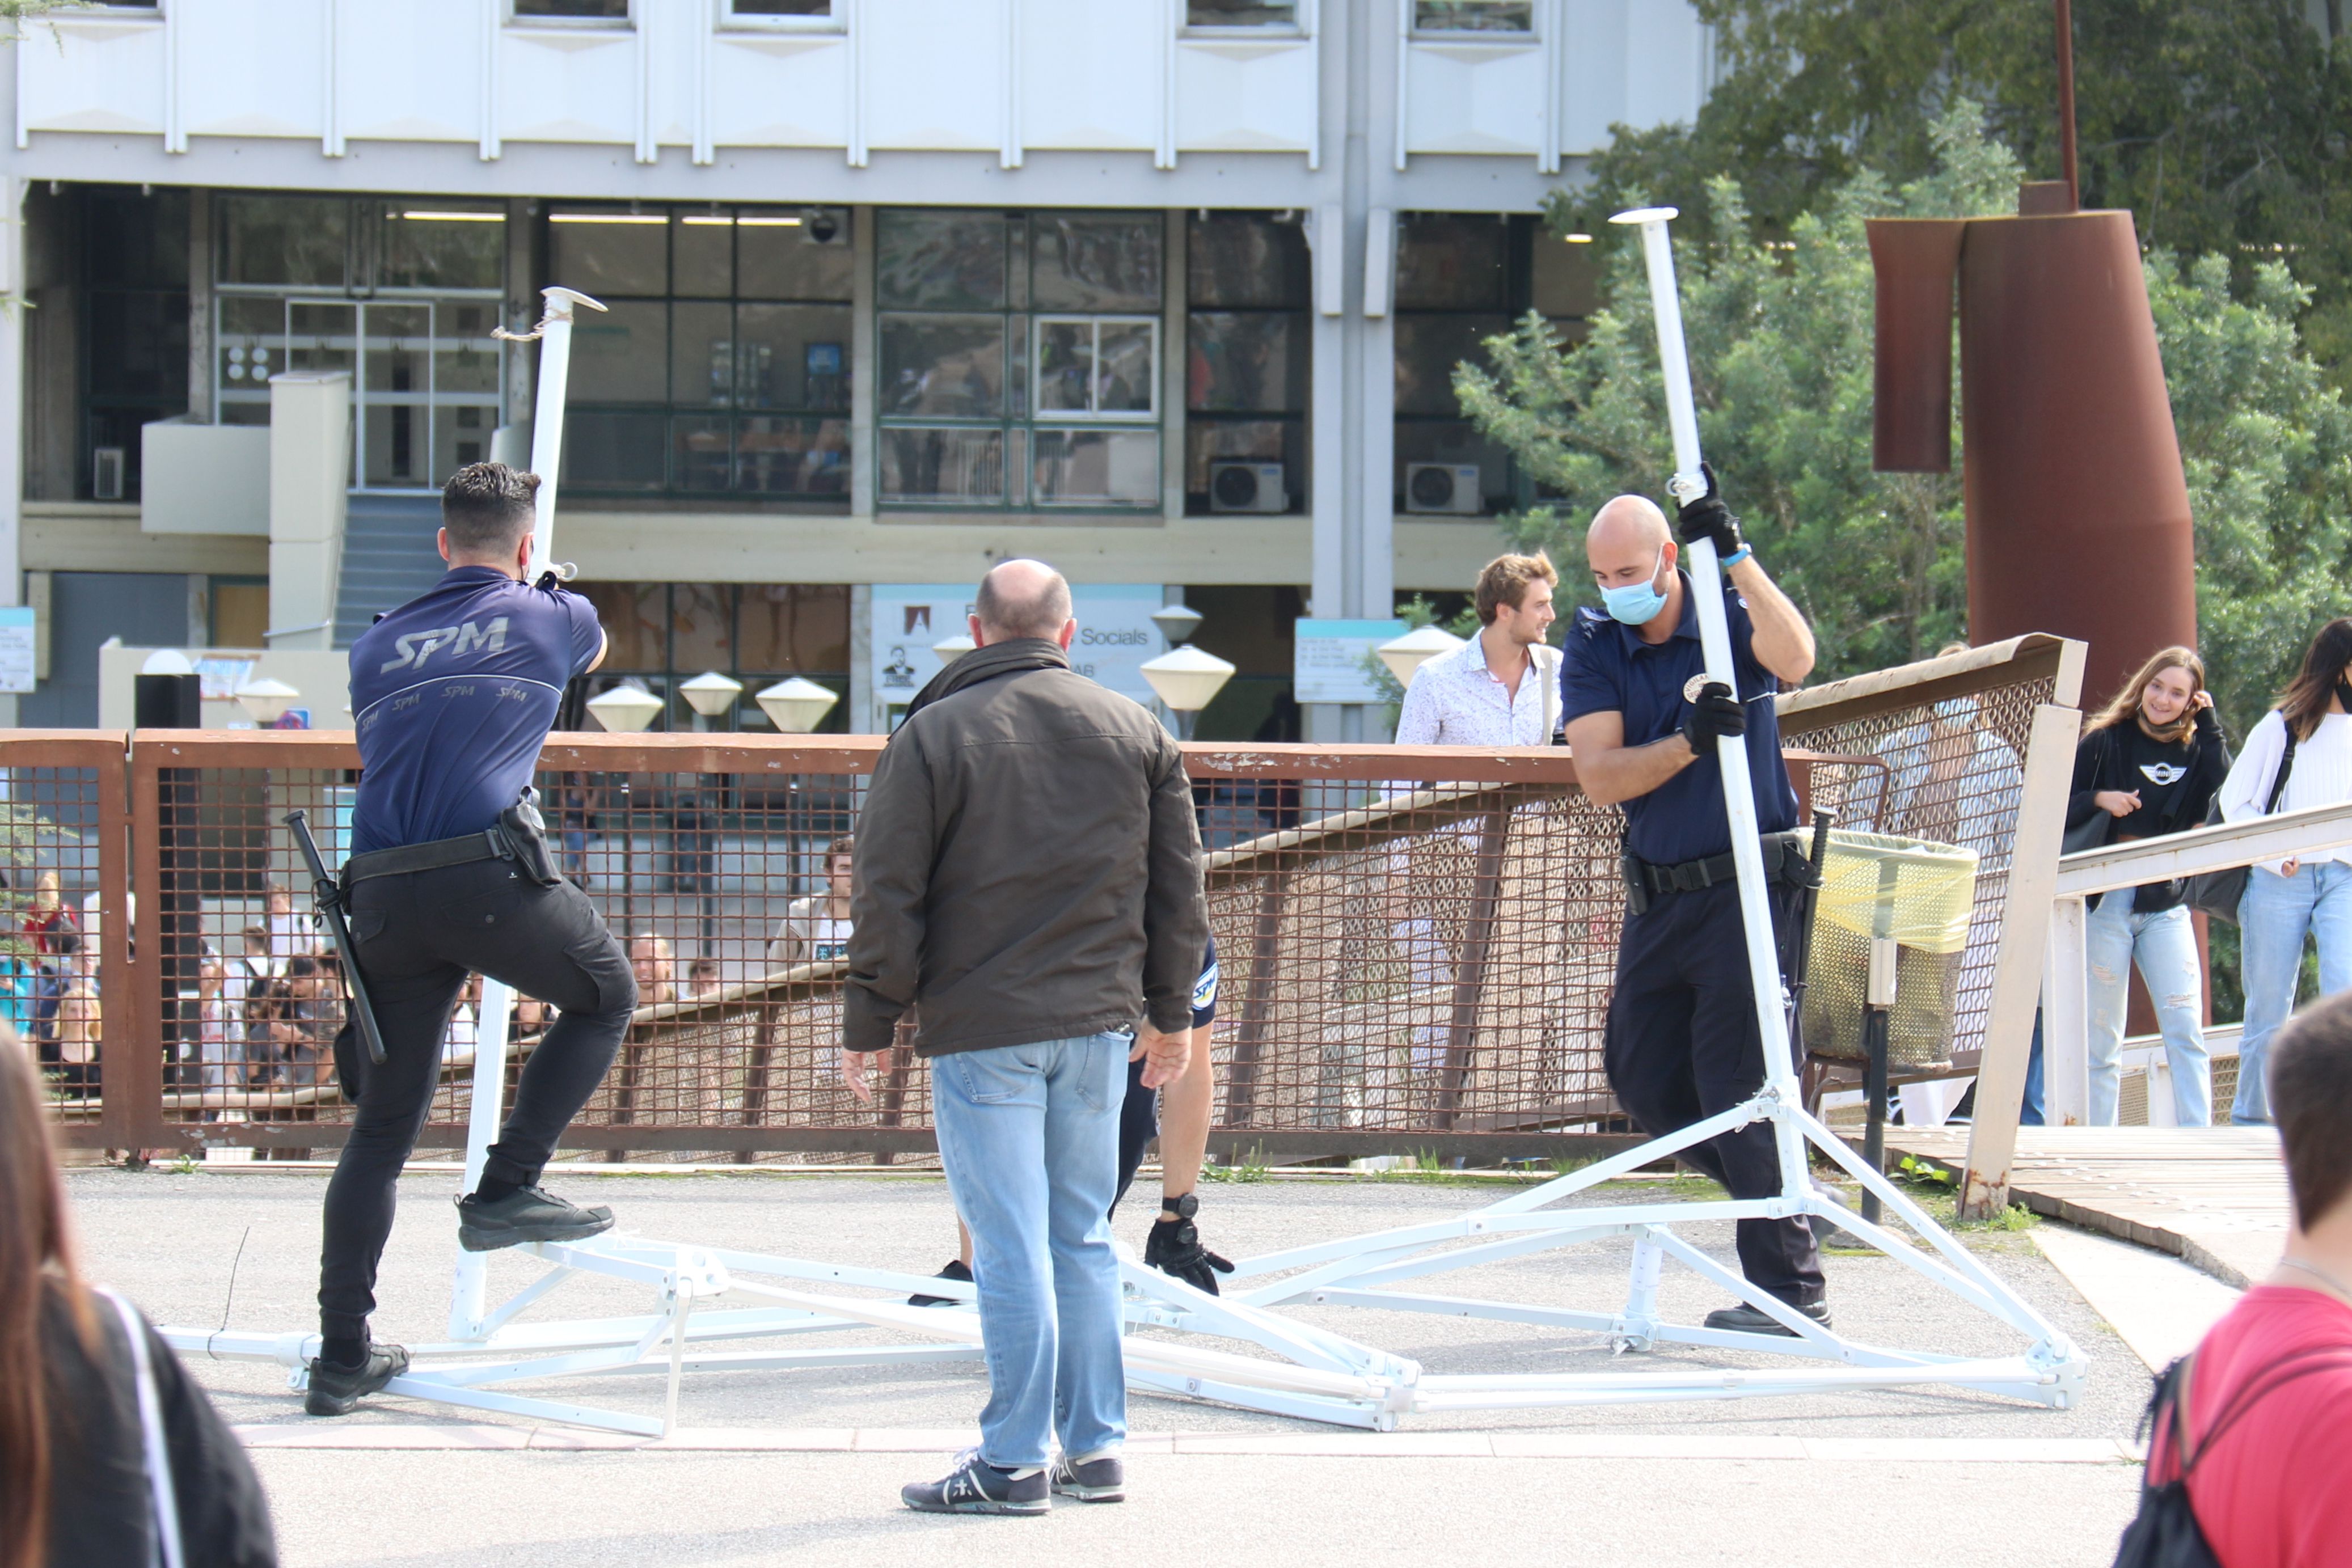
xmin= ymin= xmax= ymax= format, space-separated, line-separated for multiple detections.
xmin=2218 ymin=618 xmax=2352 ymax=1124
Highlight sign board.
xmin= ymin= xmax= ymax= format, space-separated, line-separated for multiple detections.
xmin=867 ymin=584 xmax=1169 ymax=731
xmin=0 ymin=607 xmax=34 ymax=695
xmin=1293 ymin=618 xmax=1405 ymax=705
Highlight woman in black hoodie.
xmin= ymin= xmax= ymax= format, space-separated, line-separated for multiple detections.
xmin=2067 ymin=645 xmax=2231 ymax=1126
xmin=0 ymin=1028 xmax=277 ymax=1568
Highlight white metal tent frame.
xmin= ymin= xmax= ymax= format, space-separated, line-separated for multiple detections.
xmin=164 ymin=242 xmax=2088 ymax=1434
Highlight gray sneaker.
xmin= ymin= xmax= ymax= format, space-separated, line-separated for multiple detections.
xmin=1049 ymin=1451 xmax=1125 ymax=1503
xmin=455 ymin=1185 xmax=614 ymax=1253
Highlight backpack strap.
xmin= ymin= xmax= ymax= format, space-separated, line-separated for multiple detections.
xmin=98 ymin=1287 xmax=185 ymax=1568
xmin=2264 ymin=715 xmax=2300 ymax=815
xmin=2173 ymin=1343 xmax=2352 ymax=1478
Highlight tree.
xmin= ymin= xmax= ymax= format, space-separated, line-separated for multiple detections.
xmin=1458 ymin=102 xmax=2020 ymax=681
xmin=1559 ymin=1 xmax=2352 ymax=384
xmin=1458 ymin=103 xmax=2352 ymax=726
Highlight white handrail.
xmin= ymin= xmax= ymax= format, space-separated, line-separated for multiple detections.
xmin=2043 ymin=797 xmax=2352 ymax=1126
xmin=2056 ymin=800 xmax=2352 ymax=897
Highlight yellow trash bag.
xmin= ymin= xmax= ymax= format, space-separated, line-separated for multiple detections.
xmin=1801 ymin=830 xmax=1979 ymax=1070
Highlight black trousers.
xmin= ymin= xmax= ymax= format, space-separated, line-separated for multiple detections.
xmin=318 ymin=858 xmax=636 ymax=1341
xmin=1603 ymin=878 xmax=1825 ymax=1307
xmin=1112 ymin=1055 xmax=1156 ymax=1214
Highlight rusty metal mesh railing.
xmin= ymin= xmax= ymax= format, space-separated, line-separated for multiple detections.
xmin=38 ymin=633 xmax=2073 ymax=1159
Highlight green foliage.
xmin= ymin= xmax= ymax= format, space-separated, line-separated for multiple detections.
xmin=1200 ymin=1148 xmax=1270 ymax=1184
xmin=1463 ymin=104 xmax=2352 ymax=701
xmin=1557 ymin=0 xmax=2352 ymax=387
xmin=1458 ymin=102 xmax=2018 ymax=679
xmin=2147 ymin=252 xmax=2352 ymax=734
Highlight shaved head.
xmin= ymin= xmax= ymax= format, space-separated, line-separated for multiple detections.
xmin=974 ymin=558 xmax=1074 ymax=643
xmin=1586 ymin=495 xmax=1671 ymax=560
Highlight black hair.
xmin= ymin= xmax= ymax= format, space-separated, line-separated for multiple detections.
xmin=441 ymin=463 xmax=541 ymax=557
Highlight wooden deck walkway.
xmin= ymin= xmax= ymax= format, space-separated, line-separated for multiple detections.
xmin=1888 ymin=1126 xmax=2290 ymax=1288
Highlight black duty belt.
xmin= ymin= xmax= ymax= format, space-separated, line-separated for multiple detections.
xmin=1624 ymin=830 xmax=1817 ymax=910
xmin=343 ymin=826 xmax=525 ymax=887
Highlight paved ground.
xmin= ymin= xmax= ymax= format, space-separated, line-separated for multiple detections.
xmin=70 ymin=1166 xmax=2165 ymax=1565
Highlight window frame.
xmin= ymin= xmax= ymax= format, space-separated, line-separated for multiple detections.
xmin=508 ymin=0 xmax=633 ymax=29
xmin=875 ymin=208 xmax=1167 ymax=514
xmin=1409 ymin=1 xmax=1536 ymax=40
xmin=1180 ymin=0 xmax=1308 ymax=37
xmin=717 ymin=0 xmax=842 ymax=32
xmin=551 ymin=202 xmax=855 ymax=502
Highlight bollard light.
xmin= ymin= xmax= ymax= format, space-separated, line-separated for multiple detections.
xmin=755 ymin=677 xmax=840 ymax=733
xmin=678 ymin=670 xmax=744 ymax=728
xmin=1377 ymin=624 xmax=1465 ymax=687
xmin=1140 ymin=645 xmax=1236 ymax=739
xmin=233 ymin=677 xmax=301 ymax=726
xmin=585 ymin=681 xmax=664 ymax=733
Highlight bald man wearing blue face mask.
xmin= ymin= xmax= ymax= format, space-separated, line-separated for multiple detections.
xmin=1559 ymin=468 xmax=1831 ymax=1335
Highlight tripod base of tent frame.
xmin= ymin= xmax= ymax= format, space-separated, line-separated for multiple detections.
xmin=161 ymin=1089 xmax=2085 ymax=1435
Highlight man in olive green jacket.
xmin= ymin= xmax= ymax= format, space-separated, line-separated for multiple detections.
xmin=843 ymin=558 xmax=1206 ymax=1516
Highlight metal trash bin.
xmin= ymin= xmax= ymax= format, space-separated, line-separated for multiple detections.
xmin=1800 ymin=830 xmax=1978 ymax=1072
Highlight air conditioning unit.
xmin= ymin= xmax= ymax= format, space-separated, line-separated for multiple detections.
xmin=1404 ymin=462 xmax=1483 ymax=515
xmin=91 ymin=447 xmax=126 ymax=502
xmin=1209 ymin=460 xmax=1287 ymax=514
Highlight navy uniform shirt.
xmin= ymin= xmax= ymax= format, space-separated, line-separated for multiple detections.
xmin=349 ymin=566 xmax=605 ymax=855
xmin=1559 ymin=569 xmax=1798 ymax=865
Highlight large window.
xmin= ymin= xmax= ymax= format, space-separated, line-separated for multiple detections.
xmin=213 ymin=196 xmax=506 ymax=490
xmin=1392 ymin=213 xmax=1595 ymax=517
xmin=876 ymin=208 xmax=1164 ymax=510
xmin=83 ymin=186 xmax=189 ymax=502
xmin=553 ymin=206 xmax=853 ymax=500
xmin=1186 ymin=212 xmax=1309 ymax=515
xmin=572 ymin=582 xmax=851 ymax=732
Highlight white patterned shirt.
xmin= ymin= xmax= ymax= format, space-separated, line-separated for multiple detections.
xmin=1394 ymin=635 xmax=1557 ymax=747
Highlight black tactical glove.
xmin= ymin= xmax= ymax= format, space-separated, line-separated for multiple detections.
xmin=1674 ymin=462 xmax=1745 ymax=560
xmin=1682 ymin=681 xmax=1746 ymax=757
xmin=1144 ymin=1194 xmax=1234 ymax=1296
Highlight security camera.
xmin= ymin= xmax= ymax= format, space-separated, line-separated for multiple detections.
xmin=805 ymin=208 xmax=840 ymax=244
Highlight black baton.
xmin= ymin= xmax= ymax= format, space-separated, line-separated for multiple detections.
xmin=284 ymin=809 xmax=386 ymax=1067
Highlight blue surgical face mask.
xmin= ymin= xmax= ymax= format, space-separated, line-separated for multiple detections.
xmin=1601 ymin=548 xmax=1669 ymax=626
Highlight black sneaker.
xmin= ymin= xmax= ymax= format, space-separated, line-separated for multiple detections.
xmin=1049 ymin=1451 xmax=1125 ymax=1503
xmin=901 ymin=1449 xmax=1049 ymax=1515
xmin=304 ymin=1343 xmax=410 ymax=1417
xmin=1702 ymin=1299 xmax=1833 ymax=1337
xmin=908 ymin=1257 xmax=973 ymax=1308
xmin=455 ymin=1185 xmax=615 ymax=1253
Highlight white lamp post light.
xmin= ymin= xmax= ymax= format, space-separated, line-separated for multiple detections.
xmin=1150 ymin=602 xmax=1204 ymax=648
xmin=755 ymin=677 xmax=839 ymax=733
xmin=585 ymin=682 xmax=664 ymax=734
xmin=1377 ymin=624 xmax=1464 ymax=689
xmin=1140 ymin=645 xmax=1236 ymax=739
xmin=931 ymin=633 xmax=976 ymax=663
xmin=677 ymin=670 xmax=744 ymax=730
xmin=233 ymin=677 xmax=301 ymax=727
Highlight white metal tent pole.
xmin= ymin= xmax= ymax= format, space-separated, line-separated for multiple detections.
xmin=1608 ymin=209 xmax=1806 ymax=1187
xmin=451 ymin=286 xmax=606 ymax=1339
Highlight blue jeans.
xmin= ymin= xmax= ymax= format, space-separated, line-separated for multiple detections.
xmin=2020 ymin=1009 xmax=2046 ymax=1127
xmin=2085 ymin=891 xmax=2210 ymax=1126
xmin=931 ymin=1032 xmax=1127 ymax=1470
xmin=2235 ymin=862 xmax=2352 ymax=1123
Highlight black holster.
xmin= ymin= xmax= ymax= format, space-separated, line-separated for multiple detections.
xmin=498 ymin=791 xmax=563 ymax=887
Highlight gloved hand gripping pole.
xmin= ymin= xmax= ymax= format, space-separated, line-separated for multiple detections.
xmin=285 ymin=808 xmax=386 ymax=1067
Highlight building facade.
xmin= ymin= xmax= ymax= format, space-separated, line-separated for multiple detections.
xmin=1 ymin=0 xmax=1713 ymax=737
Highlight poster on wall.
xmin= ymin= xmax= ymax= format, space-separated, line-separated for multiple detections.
xmin=865 ymin=584 xmax=1171 ymax=732
xmin=1293 ymin=619 xmax=1405 ymax=704
xmin=0 ymin=607 xmax=35 ymax=695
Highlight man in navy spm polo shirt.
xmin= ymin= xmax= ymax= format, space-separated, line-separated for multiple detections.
xmin=307 ymin=463 xmax=637 ymax=1418
xmin=1559 ymin=470 xmax=1829 ymax=1335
